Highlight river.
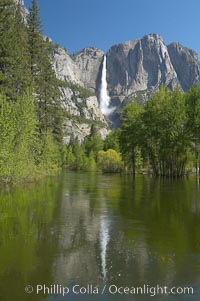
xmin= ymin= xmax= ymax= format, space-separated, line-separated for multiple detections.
xmin=0 ymin=172 xmax=200 ymax=300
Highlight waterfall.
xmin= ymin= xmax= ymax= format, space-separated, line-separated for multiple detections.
xmin=99 ymin=56 xmax=112 ymax=116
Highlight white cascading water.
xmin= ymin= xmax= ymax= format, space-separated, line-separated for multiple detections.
xmin=100 ymin=55 xmax=112 ymax=116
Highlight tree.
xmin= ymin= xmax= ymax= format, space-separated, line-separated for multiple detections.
xmin=0 ymin=93 xmax=16 ymax=182
xmin=69 ymin=138 xmax=88 ymax=170
xmin=65 ymin=146 xmax=75 ymax=169
xmin=28 ymin=0 xmax=63 ymax=143
xmin=104 ymin=129 xmax=121 ymax=152
xmin=0 ymin=0 xmax=31 ymax=99
xmin=120 ymin=102 xmax=144 ymax=174
xmin=84 ymin=124 xmax=103 ymax=159
xmin=97 ymin=149 xmax=122 ymax=173
xmin=186 ymin=84 xmax=200 ymax=175
xmin=142 ymin=87 xmax=190 ymax=177
xmin=38 ymin=130 xmax=62 ymax=173
xmin=12 ymin=91 xmax=38 ymax=179
xmin=0 ymin=92 xmax=38 ymax=182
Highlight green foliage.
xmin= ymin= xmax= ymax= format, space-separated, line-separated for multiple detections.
xmin=84 ymin=125 xmax=104 ymax=158
xmin=65 ymin=146 xmax=76 ymax=169
xmin=0 ymin=92 xmax=62 ymax=183
xmin=186 ymin=84 xmax=200 ymax=139
xmin=64 ymin=132 xmax=100 ymax=172
xmin=71 ymin=139 xmax=87 ymax=170
xmin=0 ymin=0 xmax=64 ymax=183
xmin=86 ymin=152 xmax=97 ymax=171
xmin=28 ymin=0 xmax=63 ymax=143
xmin=0 ymin=0 xmax=31 ymax=100
xmin=37 ymin=131 xmax=62 ymax=173
xmin=120 ymin=101 xmax=144 ymax=174
xmin=0 ymin=92 xmax=38 ymax=183
xmin=186 ymin=84 xmax=200 ymax=174
xmin=119 ymin=86 xmax=195 ymax=177
xmin=0 ymin=94 xmax=16 ymax=181
xmin=104 ymin=129 xmax=121 ymax=152
xmin=142 ymin=87 xmax=190 ymax=176
xmin=97 ymin=149 xmax=122 ymax=173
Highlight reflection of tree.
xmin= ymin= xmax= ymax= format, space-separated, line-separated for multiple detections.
xmin=0 ymin=177 xmax=61 ymax=301
xmin=106 ymin=175 xmax=200 ymax=287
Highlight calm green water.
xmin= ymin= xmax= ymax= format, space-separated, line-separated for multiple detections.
xmin=0 ymin=172 xmax=200 ymax=301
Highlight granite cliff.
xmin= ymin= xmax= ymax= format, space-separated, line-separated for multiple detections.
xmin=106 ymin=34 xmax=200 ymax=109
xmin=49 ymin=45 xmax=108 ymax=142
xmin=51 ymin=33 xmax=200 ymax=127
xmin=15 ymin=0 xmax=200 ymax=133
xmin=15 ymin=0 xmax=109 ymax=142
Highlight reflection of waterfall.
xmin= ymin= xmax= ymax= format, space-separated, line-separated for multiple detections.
xmin=100 ymin=216 xmax=110 ymax=280
xmin=99 ymin=56 xmax=113 ymax=116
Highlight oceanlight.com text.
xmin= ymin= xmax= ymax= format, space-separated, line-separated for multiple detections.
xmin=25 ymin=283 xmax=194 ymax=297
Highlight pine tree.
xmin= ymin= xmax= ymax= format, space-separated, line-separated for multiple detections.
xmin=84 ymin=124 xmax=103 ymax=159
xmin=0 ymin=0 xmax=31 ymax=100
xmin=0 ymin=91 xmax=38 ymax=182
xmin=27 ymin=0 xmax=63 ymax=144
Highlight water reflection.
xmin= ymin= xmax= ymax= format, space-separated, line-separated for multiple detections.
xmin=100 ymin=215 xmax=110 ymax=280
xmin=0 ymin=173 xmax=200 ymax=300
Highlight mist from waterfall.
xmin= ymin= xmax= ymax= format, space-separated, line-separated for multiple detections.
xmin=99 ymin=55 xmax=113 ymax=116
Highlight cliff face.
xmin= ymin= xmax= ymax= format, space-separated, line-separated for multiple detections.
xmin=72 ymin=47 xmax=104 ymax=92
xmin=106 ymin=34 xmax=179 ymax=99
xmin=106 ymin=34 xmax=200 ymax=100
xmin=167 ymin=42 xmax=200 ymax=91
xmin=15 ymin=0 xmax=109 ymax=142
xmin=51 ymin=33 xmax=200 ymax=128
xmin=50 ymin=45 xmax=109 ymax=142
xmin=51 ymin=46 xmax=83 ymax=85
xmin=14 ymin=0 xmax=200 ymax=131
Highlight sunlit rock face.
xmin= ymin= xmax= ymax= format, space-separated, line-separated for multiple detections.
xmin=13 ymin=0 xmax=200 ymax=129
xmin=167 ymin=42 xmax=200 ymax=91
xmin=72 ymin=47 xmax=104 ymax=92
xmin=50 ymin=46 xmax=109 ymax=142
xmin=53 ymin=34 xmax=200 ymax=104
xmin=106 ymin=34 xmax=179 ymax=100
xmin=54 ymin=33 xmax=200 ymax=127
xmin=51 ymin=46 xmax=83 ymax=85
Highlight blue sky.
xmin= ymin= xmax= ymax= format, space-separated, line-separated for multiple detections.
xmin=24 ymin=0 xmax=200 ymax=56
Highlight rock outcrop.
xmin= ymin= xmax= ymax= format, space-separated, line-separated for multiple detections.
xmin=50 ymin=46 xmax=109 ymax=142
xmin=167 ymin=42 xmax=200 ymax=91
xmin=15 ymin=0 xmax=109 ymax=142
xmin=72 ymin=47 xmax=104 ymax=92
xmin=52 ymin=33 xmax=200 ymax=128
xmin=12 ymin=0 xmax=200 ymax=130
xmin=51 ymin=46 xmax=83 ymax=85
xmin=106 ymin=34 xmax=180 ymax=100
